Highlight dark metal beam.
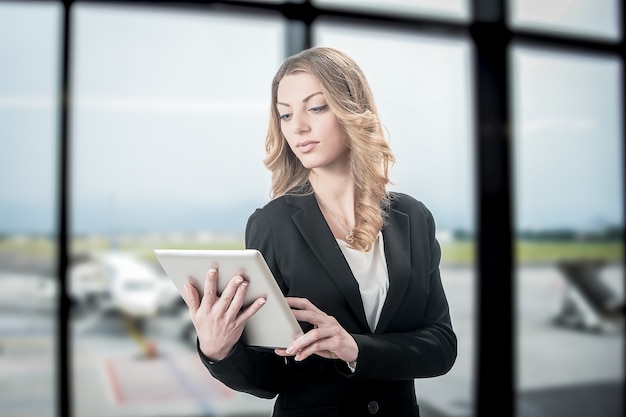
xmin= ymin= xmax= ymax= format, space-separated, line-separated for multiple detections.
xmin=617 ymin=1 xmax=626 ymax=412
xmin=57 ymin=1 xmax=73 ymax=416
xmin=470 ymin=0 xmax=514 ymax=416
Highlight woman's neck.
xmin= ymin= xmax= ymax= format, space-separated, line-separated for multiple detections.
xmin=309 ymin=167 xmax=352 ymax=196
xmin=308 ymin=170 xmax=355 ymax=222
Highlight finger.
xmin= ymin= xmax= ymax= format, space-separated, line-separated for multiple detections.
xmin=291 ymin=308 xmax=327 ymax=327
xmin=295 ymin=342 xmax=332 ymax=361
xmin=184 ymin=283 xmax=200 ymax=316
xmin=214 ymin=275 xmax=245 ymax=314
xmin=285 ymin=326 xmax=325 ymax=356
xmin=224 ymin=279 xmax=250 ymax=320
xmin=203 ymin=268 xmax=219 ymax=304
xmin=293 ymin=339 xmax=324 ymax=362
xmin=292 ymin=328 xmax=338 ymax=361
xmin=235 ymin=296 xmax=266 ymax=326
xmin=274 ymin=348 xmax=291 ymax=357
xmin=286 ymin=297 xmax=321 ymax=313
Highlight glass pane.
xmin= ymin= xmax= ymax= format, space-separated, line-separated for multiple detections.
xmin=511 ymin=45 xmax=624 ymax=416
xmin=70 ymin=3 xmax=284 ymax=416
xmin=509 ymin=0 xmax=622 ymax=42
xmin=314 ymin=0 xmax=470 ymax=22
xmin=315 ymin=21 xmax=475 ymax=417
xmin=0 ymin=2 xmax=61 ymax=417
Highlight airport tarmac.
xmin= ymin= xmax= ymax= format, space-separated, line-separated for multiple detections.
xmin=0 ymin=264 xmax=623 ymax=417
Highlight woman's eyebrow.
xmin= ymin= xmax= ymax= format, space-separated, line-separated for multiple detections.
xmin=277 ymin=91 xmax=323 ymax=107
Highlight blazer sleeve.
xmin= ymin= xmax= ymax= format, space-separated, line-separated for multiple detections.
xmin=196 ymin=209 xmax=288 ymax=399
xmin=349 ymin=201 xmax=457 ymax=380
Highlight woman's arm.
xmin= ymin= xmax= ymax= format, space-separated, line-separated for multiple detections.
xmin=350 ymin=266 xmax=457 ymax=380
xmin=198 ymin=340 xmax=286 ymax=399
xmin=192 ymin=208 xmax=290 ymax=398
xmin=351 ymin=199 xmax=457 ymax=380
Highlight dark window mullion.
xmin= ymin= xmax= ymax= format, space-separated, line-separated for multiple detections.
xmin=285 ymin=19 xmax=311 ymax=57
xmin=57 ymin=1 xmax=72 ymax=417
xmin=470 ymin=0 xmax=514 ymax=416
xmin=283 ymin=1 xmax=314 ymax=56
xmin=618 ymin=2 xmax=626 ymax=406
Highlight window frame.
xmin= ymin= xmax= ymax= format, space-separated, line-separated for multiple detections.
xmin=50 ymin=1 xmax=625 ymax=417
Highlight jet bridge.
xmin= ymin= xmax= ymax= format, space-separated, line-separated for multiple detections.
xmin=554 ymin=259 xmax=624 ymax=333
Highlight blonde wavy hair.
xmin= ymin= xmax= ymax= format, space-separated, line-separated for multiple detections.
xmin=264 ymin=47 xmax=395 ymax=251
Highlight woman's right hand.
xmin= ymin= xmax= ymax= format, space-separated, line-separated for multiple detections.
xmin=182 ymin=268 xmax=266 ymax=361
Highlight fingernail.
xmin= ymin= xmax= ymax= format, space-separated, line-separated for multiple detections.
xmin=184 ymin=284 xmax=190 ymax=292
xmin=259 ymin=298 xmax=266 ymax=305
xmin=209 ymin=268 xmax=216 ymax=275
xmin=285 ymin=346 xmax=293 ymax=354
xmin=235 ymin=276 xmax=243 ymax=284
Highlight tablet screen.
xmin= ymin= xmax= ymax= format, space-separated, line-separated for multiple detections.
xmin=154 ymin=249 xmax=303 ymax=349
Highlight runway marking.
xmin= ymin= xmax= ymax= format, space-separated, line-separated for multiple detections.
xmin=104 ymin=359 xmax=125 ymax=404
xmin=103 ymin=354 xmax=235 ymax=409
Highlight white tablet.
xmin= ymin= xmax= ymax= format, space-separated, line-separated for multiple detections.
xmin=154 ymin=249 xmax=303 ymax=349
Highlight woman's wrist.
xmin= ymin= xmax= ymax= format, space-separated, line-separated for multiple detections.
xmin=199 ymin=339 xmax=233 ymax=363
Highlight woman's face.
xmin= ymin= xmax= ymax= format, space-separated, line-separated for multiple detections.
xmin=276 ymin=72 xmax=348 ymax=172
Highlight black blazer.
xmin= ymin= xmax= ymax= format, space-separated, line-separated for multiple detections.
xmin=200 ymin=191 xmax=457 ymax=417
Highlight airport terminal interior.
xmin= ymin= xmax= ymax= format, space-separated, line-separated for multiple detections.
xmin=1 ymin=1 xmax=624 ymax=416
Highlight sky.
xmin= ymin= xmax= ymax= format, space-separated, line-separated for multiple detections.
xmin=0 ymin=1 xmax=623 ymax=237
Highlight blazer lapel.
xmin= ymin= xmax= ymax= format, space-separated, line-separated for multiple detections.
xmin=375 ymin=206 xmax=411 ymax=333
xmin=287 ymin=194 xmax=369 ymax=330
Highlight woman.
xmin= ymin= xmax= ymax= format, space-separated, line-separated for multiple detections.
xmin=184 ymin=46 xmax=457 ymax=416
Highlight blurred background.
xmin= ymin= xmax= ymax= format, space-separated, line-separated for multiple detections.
xmin=0 ymin=0 xmax=623 ymax=416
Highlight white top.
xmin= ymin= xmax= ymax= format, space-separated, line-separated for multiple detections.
xmin=337 ymin=232 xmax=389 ymax=332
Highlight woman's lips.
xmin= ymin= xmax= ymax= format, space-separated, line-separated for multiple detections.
xmin=296 ymin=141 xmax=319 ymax=153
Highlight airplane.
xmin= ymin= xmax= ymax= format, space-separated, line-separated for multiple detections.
xmin=69 ymin=251 xmax=181 ymax=330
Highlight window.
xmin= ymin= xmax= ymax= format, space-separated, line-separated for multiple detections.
xmin=1 ymin=1 xmax=623 ymax=417
xmin=509 ymin=0 xmax=622 ymax=41
xmin=0 ymin=2 xmax=61 ymax=416
xmin=316 ymin=21 xmax=475 ymax=415
xmin=512 ymin=45 xmax=624 ymax=415
xmin=314 ymin=0 xmax=470 ymax=22
xmin=68 ymin=4 xmax=284 ymax=416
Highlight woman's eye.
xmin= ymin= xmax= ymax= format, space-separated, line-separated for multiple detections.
xmin=309 ymin=104 xmax=328 ymax=113
xmin=279 ymin=113 xmax=292 ymax=121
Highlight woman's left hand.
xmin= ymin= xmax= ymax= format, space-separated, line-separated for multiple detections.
xmin=275 ymin=297 xmax=358 ymax=363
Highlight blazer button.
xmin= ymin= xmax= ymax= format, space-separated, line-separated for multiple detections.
xmin=367 ymin=400 xmax=379 ymax=414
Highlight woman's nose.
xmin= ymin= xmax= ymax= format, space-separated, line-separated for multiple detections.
xmin=291 ymin=112 xmax=310 ymax=133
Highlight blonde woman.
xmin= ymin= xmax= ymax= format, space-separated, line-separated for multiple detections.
xmin=184 ymin=47 xmax=457 ymax=417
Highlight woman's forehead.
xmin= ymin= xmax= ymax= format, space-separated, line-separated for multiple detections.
xmin=276 ymin=73 xmax=324 ymax=103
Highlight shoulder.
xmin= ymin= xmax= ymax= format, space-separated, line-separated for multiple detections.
xmin=387 ymin=193 xmax=440 ymax=257
xmin=254 ymin=193 xmax=308 ymax=215
xmin=388 ymin=191 xmax=433 ymax=219
xmin=246 ymin=198 xmax=284 ymax=230
xmin=244 ymin=192 xmax=313 ymax=254
xmin=247 ymin=192 xmax=313 ymax=225
xmin=387 ymin=192 xmax=438 ymax=237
